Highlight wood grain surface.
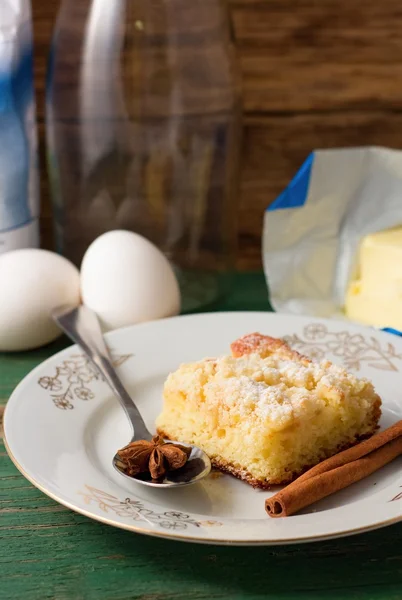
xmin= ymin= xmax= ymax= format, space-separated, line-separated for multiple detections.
xmin=2 ymin=452 xmax=402 ymax=600
xmin=2 ymin=273 xmax=402 ymax=600
xmin=32 ymin=0 xmax=402 ymax=269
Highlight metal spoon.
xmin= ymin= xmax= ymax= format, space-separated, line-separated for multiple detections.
xmin=52 ymin=304 xmax=211 ymax=488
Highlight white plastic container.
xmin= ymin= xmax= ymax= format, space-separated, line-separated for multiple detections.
xmin=0 ymin=0 xmax=39 ymax=254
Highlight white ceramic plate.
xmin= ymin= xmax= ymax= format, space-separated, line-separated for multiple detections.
xmin=4 ymin=312 xmax=402 ymax=545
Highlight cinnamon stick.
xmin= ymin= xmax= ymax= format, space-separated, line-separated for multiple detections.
xmin=266 ymin=420 xmax=402 ymax=518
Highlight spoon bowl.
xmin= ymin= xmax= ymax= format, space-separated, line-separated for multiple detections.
xmin=112 ymin=442 xmax=211 ymax=488
xmin=53 ymin=304 xmax=212 ymax=488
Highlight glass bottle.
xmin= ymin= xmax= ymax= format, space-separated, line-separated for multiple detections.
xmin=46 ymin=0 xmax=242 ymax=312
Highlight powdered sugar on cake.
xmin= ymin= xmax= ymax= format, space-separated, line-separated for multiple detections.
xmin=201 ymin=352 xmax=373 ymax=425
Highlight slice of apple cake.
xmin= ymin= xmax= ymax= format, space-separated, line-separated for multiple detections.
xmin=156 ymin=333 xmax=381 ymax=488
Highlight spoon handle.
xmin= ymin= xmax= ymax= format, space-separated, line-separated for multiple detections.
xmin=53 ymin=305 xmax=152 ymax=441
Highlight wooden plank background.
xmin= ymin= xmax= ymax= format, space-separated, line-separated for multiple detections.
xmin=32 ymin=0 xmax=402 ymax=270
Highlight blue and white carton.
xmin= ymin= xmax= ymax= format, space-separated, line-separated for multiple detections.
xmin=0 ymin=0 xmax=39 ymax=254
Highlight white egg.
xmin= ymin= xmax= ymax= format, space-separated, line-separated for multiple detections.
xmin=80 ymin=230 xmax=181 ymax=331
xmin=0 ymin=249 xmax=80 ymax=352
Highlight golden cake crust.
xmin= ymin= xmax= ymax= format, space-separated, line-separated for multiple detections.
xmin=231 ymin=332 xmax=311 ymax=364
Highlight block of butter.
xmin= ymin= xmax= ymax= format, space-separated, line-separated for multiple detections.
xmin=345 ymin=228 xmax=402 ymax=329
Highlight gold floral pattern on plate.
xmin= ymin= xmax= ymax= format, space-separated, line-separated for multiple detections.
xmin=38 ymin=352 xmax=133 ymax=409
xmin=390 ymin=488 xmax=402 ymax=502
xmin=79 ymin=485 xmax=222 ymax=530
xmin=284 ymin=324 xmax=402 ymax=372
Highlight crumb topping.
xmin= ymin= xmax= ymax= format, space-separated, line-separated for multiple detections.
xmin=167 ymin=352 xmax=375 ymax=426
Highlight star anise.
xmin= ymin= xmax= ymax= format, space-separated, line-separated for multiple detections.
xmin=117 ymin=435 xmax=191 ymax=480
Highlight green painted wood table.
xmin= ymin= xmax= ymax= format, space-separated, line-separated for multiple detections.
xmin=2 ymin=273 xmax=402 ymax=600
